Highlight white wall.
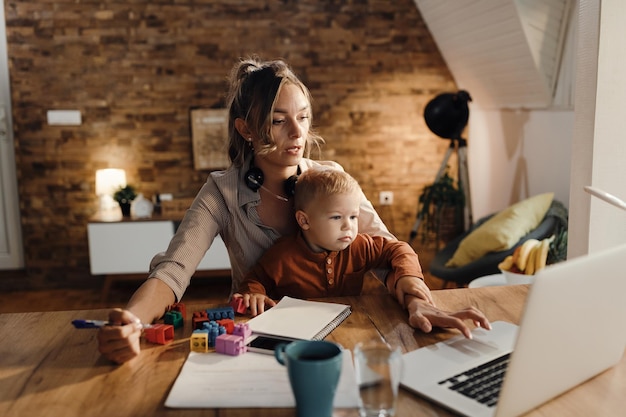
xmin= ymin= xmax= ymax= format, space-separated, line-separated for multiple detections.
xmin=467 ymin=0 xmax=626 ymax=257
xmin=569 ymin=0 xmax=626 ymax=256
xmin=468 ymin=109 xmax=574 ymax=220
xmin=0 ymin=0 xmax=24 ymax=269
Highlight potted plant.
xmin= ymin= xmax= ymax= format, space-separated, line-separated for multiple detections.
xmin=417 ymin=168 xmax=465 ymax=247
xmin=113 ymin=185 xmax=137 ymax=217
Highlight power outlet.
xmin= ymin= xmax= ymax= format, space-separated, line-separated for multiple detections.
xmin=379 ymin=191 xmax=394 ymax=205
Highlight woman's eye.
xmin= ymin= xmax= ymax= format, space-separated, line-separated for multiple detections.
xmin=272 ymin=119 xmax=285 ymax=125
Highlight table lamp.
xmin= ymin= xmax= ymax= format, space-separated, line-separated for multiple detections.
xmin=96 ymin=168 xmax=127 ymax=213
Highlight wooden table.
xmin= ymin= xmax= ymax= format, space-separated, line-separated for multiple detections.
xmin=1 ymin=285 xmax=624 ymax=417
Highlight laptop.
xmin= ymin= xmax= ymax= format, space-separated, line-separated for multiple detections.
xmin=401 ymin=243 xmax=626 ymax=417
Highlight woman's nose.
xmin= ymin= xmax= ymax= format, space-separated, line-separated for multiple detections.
xmin=287 ymin=118 xmax=303 ymax=139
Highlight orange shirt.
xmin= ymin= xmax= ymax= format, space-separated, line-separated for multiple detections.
xmin=237 ymin=232 xmax=423 ymax=299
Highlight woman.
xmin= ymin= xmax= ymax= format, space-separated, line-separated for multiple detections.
xmin=98 ymin=57 xmax=489 ymax=364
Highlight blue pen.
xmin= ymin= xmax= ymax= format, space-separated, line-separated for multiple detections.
xmin=72 ymin=319 xmax=153 ymax=329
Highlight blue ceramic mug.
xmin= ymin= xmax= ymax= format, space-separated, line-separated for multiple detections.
xmin=275 ymin=340 xmax=343 ymax=417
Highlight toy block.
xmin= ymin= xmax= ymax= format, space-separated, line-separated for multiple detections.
xmin=232 ymin=322 xmax=252 ymax=340
xmin=190 ymin=329 xmax=209 ymax=353
xmin=169 ymin=302 xmax=187 ymax=320
xmin=229 ymin=297 xmax=247 ymax=315
xmin=217 ymin=318 xmax=235 ymax=334
xmin=144 ymin=324 xmax=174 ymax=345
xmin=215 ymin=334 xmax=246 ymax=356
xmin=192 ymin=311 xmax=209 ymax=330
xmin=164 ymin=310 xmax=183 ymax=329
xmin=206 ymin=306 xmax=234 ymax=321
xmin=202 ymin=321 xmax=226 ymax=347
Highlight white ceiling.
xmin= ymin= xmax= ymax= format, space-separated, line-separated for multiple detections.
xmin=414 ymin=0 xmax=575 ymax=109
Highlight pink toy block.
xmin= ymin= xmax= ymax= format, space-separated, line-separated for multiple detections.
xmin=217 ymin=318 xmax=235 ymax=334
xmin=232 ymin=322 xmax=252 ymax=340
xmin=229 ymin=297 xmax=247 ymax=315
xmin=215 ymin=334 xmax=246 ymax=356
xmin=144 ymin=324 xmax=174 ymax=345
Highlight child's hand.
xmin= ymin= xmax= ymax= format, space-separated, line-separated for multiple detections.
xmin=233 ymin=292 xmax=276 ymax=316
xmin=395 ymin=275 xmax=435 ymax=308
xmin=97 ymin=308 xmax=143 ymax=364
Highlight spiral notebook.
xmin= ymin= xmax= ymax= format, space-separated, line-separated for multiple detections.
xmin=246 ymin=296 xmax=351 ymax=340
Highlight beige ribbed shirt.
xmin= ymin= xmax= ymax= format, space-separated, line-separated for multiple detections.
xmin=148 ymin=158 xmax=394 ymax=301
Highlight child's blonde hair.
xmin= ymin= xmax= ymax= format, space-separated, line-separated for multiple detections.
xmin=294 ymin=168 xmax=361 ymax=211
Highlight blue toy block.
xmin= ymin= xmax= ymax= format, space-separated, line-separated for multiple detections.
xmin=202 ymin=320 xmax=226 ymax=347
xmin=206 ymin=306 xmax=234 ymax=321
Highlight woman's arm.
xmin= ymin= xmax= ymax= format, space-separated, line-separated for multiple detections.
xmin=126 ymin=277 xmax=177 ymax=323
xmin=97 ymin=278 xmax=176 ymax=364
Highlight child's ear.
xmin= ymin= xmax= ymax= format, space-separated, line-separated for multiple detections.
xmin=295 ymin=210 xmax=310 ymax=230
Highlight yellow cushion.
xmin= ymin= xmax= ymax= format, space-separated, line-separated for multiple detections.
xmin=445 ymin=192 xmax=554 ymax=268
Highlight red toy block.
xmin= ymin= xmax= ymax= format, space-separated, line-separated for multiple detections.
xmin=229 ymin=297 xmax=247 ymax=315
xmin=169 ymin=302 xmax=187 ymax=320
xmin=217 ymin=318 xmax=235 ymax=334
xmin=215 ymin=334 xmax=246 ymax=356
xmin=192 ymin=311 xmax=209 ymax=330
xmin=144 ymin=324 xmax=174 ymax=345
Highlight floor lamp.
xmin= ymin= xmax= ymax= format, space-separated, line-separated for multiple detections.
xmin=408 ymin=90 xmax=473 ymax=244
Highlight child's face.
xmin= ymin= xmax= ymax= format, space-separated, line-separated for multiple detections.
xmin=298 ymin=191 xmax=361 ymax=253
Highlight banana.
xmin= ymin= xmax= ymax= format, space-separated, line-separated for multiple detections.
xmin=498 ymin=255 xmax=514 ymax=271
xmin=515 ymin=239 xmax=540 ymax=272
xmin=534 ymin=235 xmax=556 ymax=273
xmin=511 ymin=246 xmax=521 ymax=268
xmin=534 ymin=239 xmax=550 ymax=272
xmin=525 ymin=244 xmax=537 ymax=275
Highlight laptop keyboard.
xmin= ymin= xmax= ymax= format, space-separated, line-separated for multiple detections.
xmin=438 ymin=353 xmax=511 ymax=407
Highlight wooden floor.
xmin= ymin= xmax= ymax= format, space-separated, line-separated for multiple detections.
xmin=0 ymin=244 xmax=444 ymax=314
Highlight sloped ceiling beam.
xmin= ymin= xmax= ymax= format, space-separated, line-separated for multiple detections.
xmin=414 ymin=0 xmax=572 ymax=109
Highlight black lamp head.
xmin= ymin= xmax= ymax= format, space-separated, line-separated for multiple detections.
xmin=424 ymin=90 xmax=472 ymax=140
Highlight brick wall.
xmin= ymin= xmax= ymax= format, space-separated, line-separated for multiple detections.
xmin=2 ymin=0 xmax=456 ymax=289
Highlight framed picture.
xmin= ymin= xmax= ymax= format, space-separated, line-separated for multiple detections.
xmin=190 ymin=108 xmax=229 ymax=170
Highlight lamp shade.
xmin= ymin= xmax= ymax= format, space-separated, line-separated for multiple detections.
xmin=95 ymin=169 xmax=127 ymax=196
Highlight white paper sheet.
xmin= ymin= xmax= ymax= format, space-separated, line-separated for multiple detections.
xmin=165 ymin=349 xmax=359 ymax=409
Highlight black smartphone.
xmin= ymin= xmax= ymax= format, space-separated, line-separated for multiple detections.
xmin=246 ymin=335 xmax=296 ymax=355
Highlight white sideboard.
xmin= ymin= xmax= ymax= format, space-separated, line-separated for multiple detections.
xmin=87 ymin=216 xmax=230 ymax=299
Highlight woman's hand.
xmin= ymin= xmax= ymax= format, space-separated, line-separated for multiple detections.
xmin=405 ymin=295 xmax=491 ymax=338
xmin=232 ymin=293 xmax=276 ymax=316
xmin=97 ymin=308 xmax=144 ymax=364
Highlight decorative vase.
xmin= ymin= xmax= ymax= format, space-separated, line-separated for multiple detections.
xmin=119 ymin=202 xmax=131 ymax=217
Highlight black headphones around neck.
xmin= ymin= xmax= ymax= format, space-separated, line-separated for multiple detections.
xmin=244 ymin=160 xmax=301 ymax=198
